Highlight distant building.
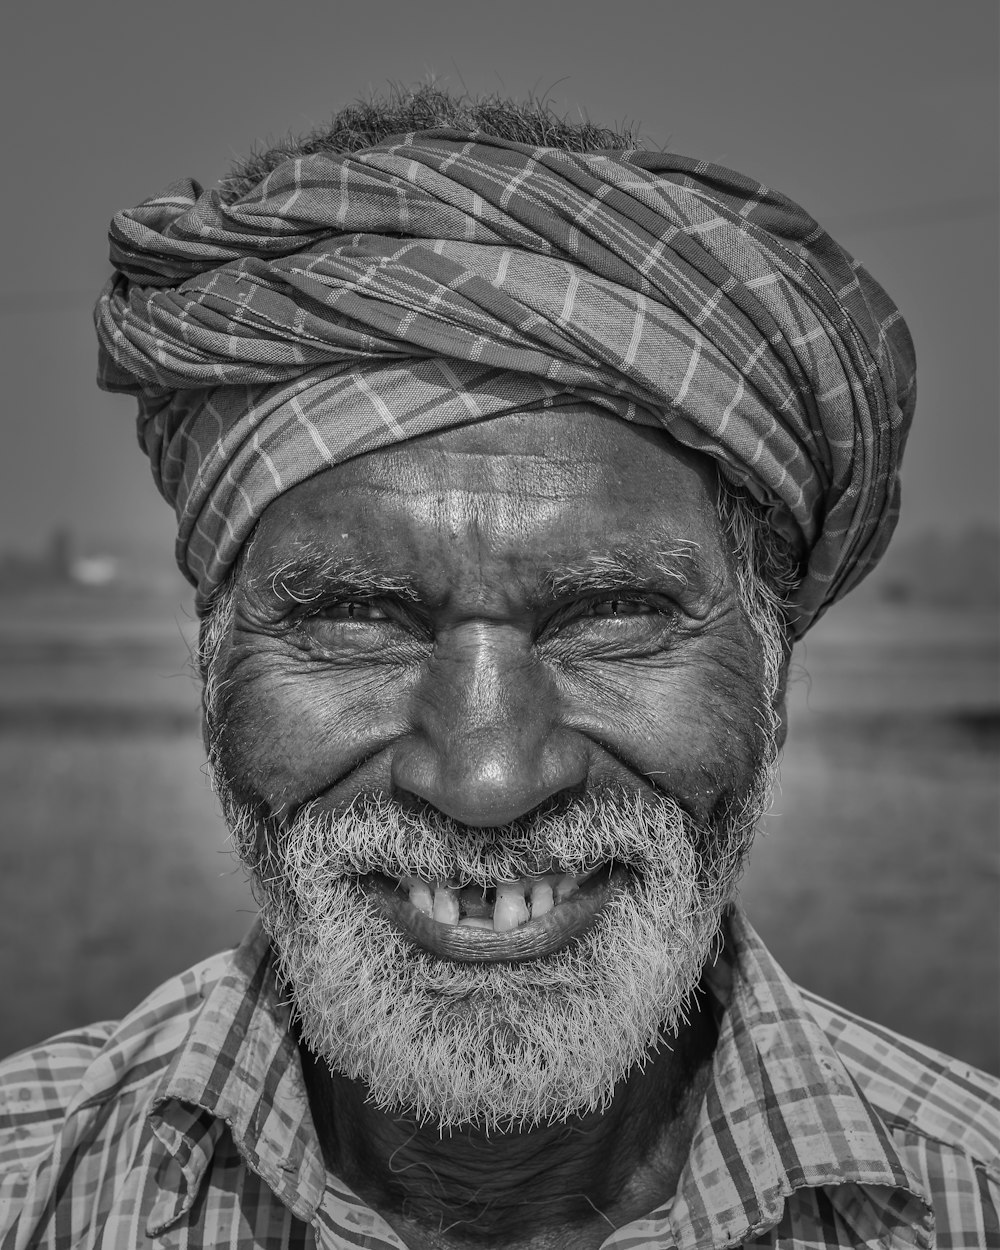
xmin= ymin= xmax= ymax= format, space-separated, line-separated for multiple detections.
xmin=873 ymin=527 xmax=1000 ymax=607
xmin=0 ymin=526 xmax=117 ymax=592
xmin=70 ymin=556 xmax=118 ymax=587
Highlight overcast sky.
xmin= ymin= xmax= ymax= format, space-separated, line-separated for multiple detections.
xmin=2 ymin=0 xmax=996 ymax=564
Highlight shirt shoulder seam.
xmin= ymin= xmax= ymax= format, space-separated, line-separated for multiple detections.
xmin=880 ymin=1109 xmax=1000 ymax=1179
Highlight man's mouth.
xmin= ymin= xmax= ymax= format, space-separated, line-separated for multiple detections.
xmin=367 ymin=864 xmax=630 ymax=963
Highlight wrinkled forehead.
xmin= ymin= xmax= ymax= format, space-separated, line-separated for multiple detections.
xmin=331 ymin=405 xmax=714 ymax=491
xmin=242 ymin=405 xmax=729 ymax=595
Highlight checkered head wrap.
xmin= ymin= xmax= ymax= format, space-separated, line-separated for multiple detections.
xmin=95 ymin=130 xmax=916 ymax=635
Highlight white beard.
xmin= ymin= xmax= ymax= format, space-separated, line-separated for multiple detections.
xmin=218 ymin=777 xmax=774 ymax=1132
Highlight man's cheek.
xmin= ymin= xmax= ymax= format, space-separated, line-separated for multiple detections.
xmin=211 ymin=654 xmax=409 ymax=814
xmin=556 ymin=655 xmax=765 ymax=812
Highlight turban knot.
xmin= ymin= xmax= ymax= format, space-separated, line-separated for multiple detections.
xmin=95 ymin=130 xmax=915 ymax=635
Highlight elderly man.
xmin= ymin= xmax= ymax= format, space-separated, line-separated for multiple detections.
xmin=1 ymin=88 xmax=997 ymax=1249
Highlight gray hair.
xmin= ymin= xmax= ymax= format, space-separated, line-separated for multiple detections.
xmin=715 ymin=478 xmax=800 ymax=710
xmin=218 ymin=83 xmax=640 ymax=204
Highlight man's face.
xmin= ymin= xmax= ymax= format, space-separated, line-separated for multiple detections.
xmin=207 ymin=405 xmax=783 ymax=1129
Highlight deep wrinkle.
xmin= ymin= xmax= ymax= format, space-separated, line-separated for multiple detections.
xmin=210 ymin=405 xmax=787 ymax=1249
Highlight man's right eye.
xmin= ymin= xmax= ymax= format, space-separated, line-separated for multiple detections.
xmin=313 ymin=600 xmax=390 ymax=622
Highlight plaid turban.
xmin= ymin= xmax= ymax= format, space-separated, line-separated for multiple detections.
xmin=95 ymin=130 xmax=916 ymax=636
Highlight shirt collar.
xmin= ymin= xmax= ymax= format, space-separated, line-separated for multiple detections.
xmin=145 ymin=911 xmax=933 ymax=1248
xmin=620 ymin=908 xmax=933 ymax=1250
xmin=146 ymin=922 xmax=331 ymax=1235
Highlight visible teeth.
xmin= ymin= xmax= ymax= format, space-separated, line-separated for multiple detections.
xmin=493 ymin=882 xmax=530 ymax=933
xmin=407 ymin=879 xmax=433 ymax=917
xmin=398 ymin=867 xmax=600 ymax=931
xmin=432 ymin=884 xmax=460 ymax=925
xmin=553 ymin=873 xmax=580 ymax=903
xmin=529 ymin=880 xmax=554 ymax=919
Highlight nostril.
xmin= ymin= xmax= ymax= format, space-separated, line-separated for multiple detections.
xmin=390 ymin=727 xmax=590 ymax=828
xmin=392 ymin=785 xmax=589 ymax=832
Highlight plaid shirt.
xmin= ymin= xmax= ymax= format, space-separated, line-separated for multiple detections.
xmin=1 ymin=909 xmax=997 ymax=1249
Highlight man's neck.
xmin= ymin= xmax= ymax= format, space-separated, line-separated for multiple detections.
xmin=296 ymin=984 xmax=718 ymax=1250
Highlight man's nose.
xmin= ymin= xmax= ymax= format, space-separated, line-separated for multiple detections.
xmin=390 ymin=624 xmax=587 ymax=827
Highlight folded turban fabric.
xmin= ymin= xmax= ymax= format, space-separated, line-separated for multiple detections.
xmin=95 ymin=130 xmax=916 ymax=636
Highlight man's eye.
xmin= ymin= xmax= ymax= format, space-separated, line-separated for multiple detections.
xmin=584 ymin=599 xmax=657 ymax=618
xmin=314 ymin=600 xmax=389 ymax=622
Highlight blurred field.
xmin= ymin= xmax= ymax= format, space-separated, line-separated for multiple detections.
xmin=0 ymin=582 xmax=997 ymax=1073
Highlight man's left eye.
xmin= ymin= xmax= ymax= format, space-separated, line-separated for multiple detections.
xmin=584 ymin=599 xmax=657 ymax=618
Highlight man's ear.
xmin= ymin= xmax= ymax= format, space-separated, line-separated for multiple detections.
xmin=198 ymin=624 xmax=213 ymax=758
xmin=775 ymin=691 xmax=789 ymax=751
xmin=773 ymin=638 xmax=793 ymax=751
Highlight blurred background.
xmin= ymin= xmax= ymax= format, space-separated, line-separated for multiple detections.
xmin=1 ymin=1 xmax=996 ymax=1073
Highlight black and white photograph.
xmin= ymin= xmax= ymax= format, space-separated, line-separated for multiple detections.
xmin=1 ymin=3 xmax=997 ymax=1245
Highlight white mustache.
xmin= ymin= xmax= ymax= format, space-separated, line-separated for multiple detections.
xmin=237 ymin=789 xmax=707 ymax=889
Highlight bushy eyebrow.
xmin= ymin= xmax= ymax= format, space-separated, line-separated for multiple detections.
xmin=258 ymin=536 xmax=704 ymax=608
xmin=543 ymin=540 xmax=703 ymax=602
xmin=265 ymin=552 xmax=418 ymax=605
